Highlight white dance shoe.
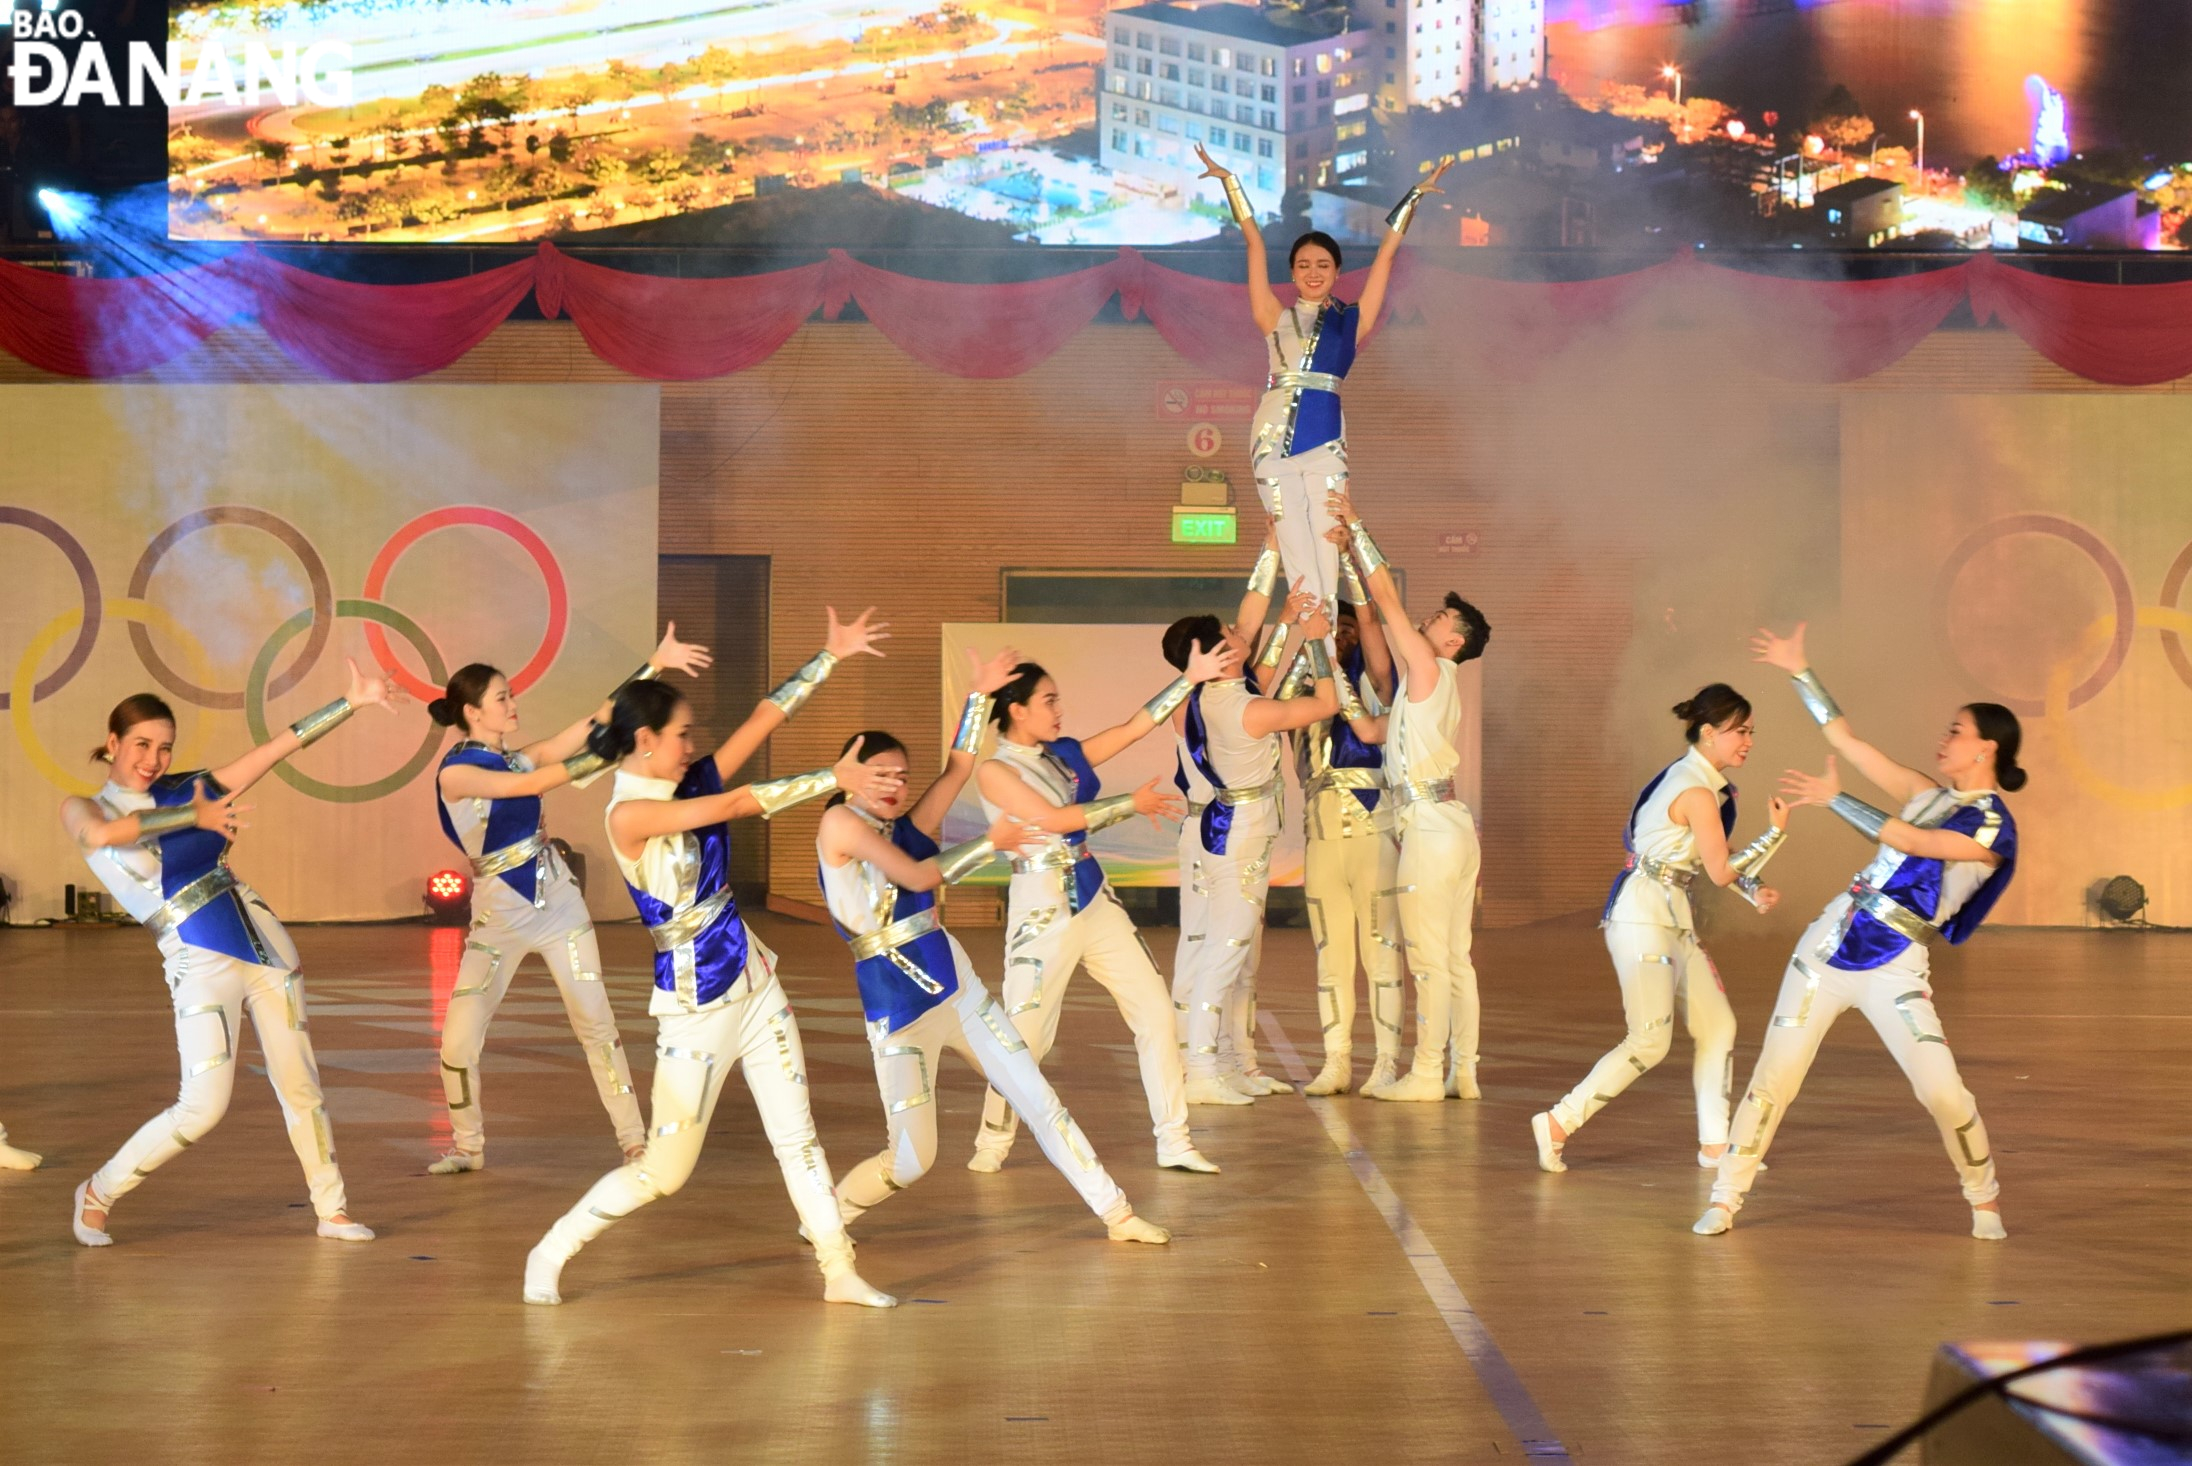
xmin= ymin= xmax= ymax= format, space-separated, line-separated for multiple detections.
xmin=1304 ymin=1059 xmax=1352 ymax=1096
xmin=427 ymin=1148 xmax=484 ymax=1176
xmin=72 ymin=1181 xmax=113 ymax=1247
xmin=1692 ymin=1205 xmax=1733 ymax=1236
xmin=1105 ymin=1213 xmax=1171 ymax=1244
xmin=1366 ymin=1070 xmax=1446 ymax=1103
xmin=0 ymin=1140 xmax=41 ymax=1171
xmin=317 ymin=1216 xmax=375 ymax=1242
xmin=1971 ymin=1207 xmax=2008 ymax=1241
xmin=1185 ymin=1076 xmax=1253 ymax=1107
xmin=1156 ymin=1146 xmax=1220 ymax=1174
xmin=1530 ymin=1113 xmax=1567 ymax=1174
xmin=1447 ymin=1063 xmax=1481 ymax=1100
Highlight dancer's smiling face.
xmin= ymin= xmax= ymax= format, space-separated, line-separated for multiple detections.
xmin=105 ymin=719 xmax=176 ymax=791
xmin=1697 ymin=712 xmax=1756 ymax=770
xmin=1291 ymin=243 xmax=1338 ymax=302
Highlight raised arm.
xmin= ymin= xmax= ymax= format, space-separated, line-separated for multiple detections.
xmin=820 ymin=803 xmax=1026 ymax=893
xmin=211 ymin=658 xmax=401 ymax=797
xmin=518 ymin=622 xmax=712 ymax=768
xmin=1345 ymin=558 xmax=1397 ymax=703
xmin=1356 ymin=159 xmax=1450 ymax=348
xmin=1079 ymin=638 xmax=1240 ymax=768
xmin=1243 ymin=600 xmax=1340 ymax=738
xmin=712 ymin=606 xmax=889 ymax=784
xmin=1233 ymin=524 xmax=1282 ymax=640
xmin=908 ymin=646 xmax=1021 ymax=837
xmin=1330 ymin=494 xmax=1439 ymax=699
xmin=61 ymin=781 xmax=244 ymax=852
xmin=976 ymin=760 xmax=1185 ymax=837
xmin=1197 ymin=143 xmax=1280 ymax=334
xmin=1752 ymin=624 xmax=1933 ymax=805
xmin=1782 ymin=758 xmax=2001 ymax=866
xmin=609 ymin=739 xmax=904 ymax=860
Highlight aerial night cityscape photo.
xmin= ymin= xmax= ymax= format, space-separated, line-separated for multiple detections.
xmin=148 ymin=0 xmax=2192 ymax=251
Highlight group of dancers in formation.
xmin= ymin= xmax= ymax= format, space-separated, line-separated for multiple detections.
xmin=7 ymin=170 xmax=2025 ymax=1308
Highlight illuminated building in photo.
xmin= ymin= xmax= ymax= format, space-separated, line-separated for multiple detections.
xmin=1100 ymin=2 xmax=1374 ymax=203
xmin=1370 ymin=0 xmax=1547 ymax=114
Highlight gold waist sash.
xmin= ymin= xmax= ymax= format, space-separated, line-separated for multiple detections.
xmin=1849 ymin=882 xmax=1936 ymax=944
xmin=848 ymin=908 xmax=942 ymax=962
xmin=1624 ymin=853 xmax=1697 ymax=890
xmin=1267 ymin=369 xmax=1342 ymax=394
xmin=1391 ymin=777 xmax=1458 ymax=809
xmin=472 ymin=829 xmax=547 ymax=880
xmin=1010 ymin=844 xmax=1088 ymax=875
xmin=649 ymin=887 xmax=735 ymax=953
xmin=142 ymin=866 xmax=240 ymax=939
xmin=1186 ymin=775 xmax=1281 ymax=818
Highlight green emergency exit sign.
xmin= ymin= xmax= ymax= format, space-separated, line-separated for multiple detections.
xmin=1171 ymin=507 xmax=1238 ymax=545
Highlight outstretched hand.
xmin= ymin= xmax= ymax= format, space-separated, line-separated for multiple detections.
xmin=1420 ymin=158 xmax=1454 ymax=193
xmin=1193 ymin=142 xmax=1229 ymax=181
xmin=834 ymin=735 xmax=906 ymax=806
xmin=969 ymin=645 xmax=1023 ymax=696
xmin=344 ymin=656 xmax=402 ymax=713
xmin=1130 ymin=776 xmax=1186 ymax=827
xmin=1779 ymin=755 xmax=1842 ymax=809
xmin=1326 ymin=487 xmax=1359 ymax=525
xmin=190 ymin=781 xmax=249 ymax=839
xmin=1768 ymin=795 xmax=1793 ymax=828
xmin=1184 ymin=638 xmax=1241 ymax=685
xmin=1751 ymin=622 xmax=1809 ymax=676
xmin=652 ymin=621 xmax=713 ymax=678
xmin=827 ymin=606 xmax=891 ymax=660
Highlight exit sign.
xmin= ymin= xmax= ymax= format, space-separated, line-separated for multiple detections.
xmin=1171 ymin=507 xmax=1238 ymax=545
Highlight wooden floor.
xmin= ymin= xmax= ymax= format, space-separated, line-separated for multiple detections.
xmin=0 ymin=915 xmax=2184 ymax=1464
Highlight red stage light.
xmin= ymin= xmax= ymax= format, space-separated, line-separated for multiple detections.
xmin=424 ymin=869 xmax=472 ymax=924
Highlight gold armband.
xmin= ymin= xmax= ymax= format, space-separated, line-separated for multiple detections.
xmin=1254 ymin=626 xmax=1291 ymax=677
xmin=1791 ymin=668 xmax=1843 ymax=727
xmin=953 ymin=692 xmax=991 ymax=756
xmin=135 ymin=805 xmax=200 ymax=839
xmin=1222 ymin=174 xmax=1253 ymax=226
xmin=933 ymin=835 xmax=1000 ymax=885
xmin=766 ymin=649 xmax=840 ymax=717
xmin=1346 ymin=518 xmax=1390 ymax=577
xmin=1246 ymin=542 xmax=1282 ymax=598
xmin=1142 ymin=675 xmax=1193 ymax=724
xmin=1082 ymin=794 xmax=1141 ymax=834
xmin=1385 ymin=184 xmax=1427 ymax=235
xmin=289 ymin=697 xmax=354 ymax=749
xmin=609 ymin=661 xmax=661 ymax=703
xmin=1305 ymin=639 xmax=1335 ymax=684
xmin=749 ymin=767 xmax=839 ymax=819
xmin=1338 ymin=555 xmax=1370 ymax=608
xmin=561 ymin=746 xmax=614 ymax=788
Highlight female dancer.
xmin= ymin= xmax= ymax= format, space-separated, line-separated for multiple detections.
xmin=62 ymin=667 xmax=399 ymax=1246
xmin=1329 ymin=495 xmax=1493 ymax=1103
xmin=1194 ymin=140 xmax=1452 ymax=618
xmin=1531 ymin=685 xmax=1791 ymax=1174
xmin=0 ymin=1127 xmax=40 ymax=1170
xmin=424 ymin=624 xmax=710 ymax=1176
xmin=817 ymin=649 xmax=1166 ymax=1245
xmin=525 ymin=609 xmax=904 ymax=1306
xmin=1696 ymin=625 xmax=2020 ymax=1241
xmin=965 ymin=647 xmax=1236 ymax=1175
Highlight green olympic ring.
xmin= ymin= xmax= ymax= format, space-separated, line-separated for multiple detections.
xmin=245 ymin=597 xmax=447 ymax=804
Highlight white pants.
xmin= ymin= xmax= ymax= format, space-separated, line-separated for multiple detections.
xmin=975 ymin=888 xmax=1191 ymax=1161
xmin=1304 ymin=802 xmax=1405 ymax=1066
xmin=536 ymin=969 xmax=849 ymax=1260
xmin=437 ymin=908 xmax=643 ymax=1156
xmin=1172 ymin=829 xmax=1275 ymax=1081
xmin=1712 ymin=917 xmax=2000 ymax=1211
xmin=839 ymin=976 xmax=1129 ymax=1225
xmin=1253 ymin=440 xmax=1345 ymax=618
xmin=1552 ymin=922 xmax=1737 ymax=1147
xmin=1396 ymin=802 xmax=1482 ymax=1080
xmin=92 ymin=946 xmax=350 ymax=1220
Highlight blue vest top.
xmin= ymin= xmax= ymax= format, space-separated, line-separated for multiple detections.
xmin=1825 ymin=791 xmax=2018 ymax=971
xmin=436 ymin=743 xmax=545 ymax=902
xmin=1279 ymin=301 xmax=1358 ymax=457
xmin=625 ymin=759 xmax=751 ymax=1007
xmin=1043 ymin=738 xmax=1109 ymax=912
xmin=825 ymin=815 xmax=961 ymax=1035
xmin=143 ymin=771 xmax=274 ymax=966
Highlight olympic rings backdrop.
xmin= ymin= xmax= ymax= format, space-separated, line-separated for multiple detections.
xmin=1 ymin=383 xmax=660 ymax=923
xmin=1844 ymin=395 xmax=2192 ymax=926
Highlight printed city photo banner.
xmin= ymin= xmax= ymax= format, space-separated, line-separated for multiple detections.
xmin=0 ymin=382 xmax=659 ymax=922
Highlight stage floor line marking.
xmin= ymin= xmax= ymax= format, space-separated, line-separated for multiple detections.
xmin=1260 ymin=1012 xmax=1572 ymax=1462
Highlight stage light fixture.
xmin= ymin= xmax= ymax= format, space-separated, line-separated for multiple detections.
xmin=424 ymin=868 xmax=472 ymax=924
xmin=2095 ymin=875 xmax=2147 ymax=925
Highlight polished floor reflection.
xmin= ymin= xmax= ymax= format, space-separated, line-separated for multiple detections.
xmin=1 ymin=917 xmax=2182 ymax=1463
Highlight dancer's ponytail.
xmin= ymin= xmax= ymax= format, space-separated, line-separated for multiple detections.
xmin=1965 ymin=702 xmax=2027 ymax=793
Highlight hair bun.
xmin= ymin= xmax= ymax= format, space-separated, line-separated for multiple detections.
xmin=586 ymin=719 xmax=635 ymax=765
xmin=1670 ymin=698 xmax=1698 ymax=722
xmin=426 ymin=696 xmax=458 ymax=727
xmin=1998 ymin=763 xmax=2028 ymax=793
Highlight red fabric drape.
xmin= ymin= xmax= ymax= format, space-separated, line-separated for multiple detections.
xmin=242 ymin=252 xmax=538 ymax=382
xmin=0 ymin=255 xmax=245 ymax=377
xmin=5 ymin=246 xmax=2192 ymax=387
xmin=830 ymin=249 xmax=1126 ymax=378
xmin=1967 ymin=256 xmax=2192 ymax=386
xmin=535 ymin=243 xmax=826 ymax=380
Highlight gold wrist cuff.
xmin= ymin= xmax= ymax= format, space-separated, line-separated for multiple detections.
xmin=750 ymin=767 xmax=839 ymax=819
xmin=1142 ymin=675 xmax=1193 ymax=724
xmin=1347 ymin=519 xmax=1390 ymax=576
xmin=610 ymin=661 xmax=661 ymax=703
xmin=135 ymin=806 xmax=199 ymax=838
xmin=1338 ymin=556 xmax=1370 ymax=608
xmin=1335 ymin=669 xmax=1368 ymax=721
xmin=289 ymin=697 xmax=354 ymax=749
xmin=1246 ymin=543 xmax=1282 ymax=598
xmin=1728 ymin=824 xmax=1788 ymax=879
xmin=1791 ymin=668 xmax=1843 ymax=727
xmin=1386 ymin=184 xmax=1426 ymax=235
xmin=1305 ymin=639 xmax=1335 ymax=683
xmin=953 ymin=692 xmax=991 ymax=756
xmin=1254 ymin=626 xmax=1291 ymax=674
xmin=933 ymin=835 xmax=999 ymax=885
xmin=1082 ymin=794 xmax=1140 ymax=834
xmin=767 ymin=649 xmax=840 ymax=717
xmin=1222 ymin=175 xmax=1253 ymax=226
xmin=561 ymin=746 xmax=614 ymax=788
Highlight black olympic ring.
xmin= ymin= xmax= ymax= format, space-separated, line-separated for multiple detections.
xmin=0 ymin=507 xmax=100 ymax=710
xmin=1931 ymin=513 xmax=2136 ymax=717
xmin=2160 ymin=540 xmax=2192 ymax=692
xmin=126 ymin=506 xmax=334 ymax=711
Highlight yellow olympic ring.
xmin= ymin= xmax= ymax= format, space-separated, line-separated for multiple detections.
xmin=12 ymin=600 xmax=215 ymax=796
xmin=2043 ymin=605 xmax=2192 ymax=813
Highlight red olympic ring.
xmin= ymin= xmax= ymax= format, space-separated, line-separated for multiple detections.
xmin=2159 ymin=539 xmax=2192 ymax=692
xmin=0 ymin=508 xmax=100 ymax=710
xmin=362 ymin=506 xmax=568 ymax=701
xmin=1931 ymin=513 xmax=2136 ymax=717
xmin=127 ymin=506 xmax=335 ymax=710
